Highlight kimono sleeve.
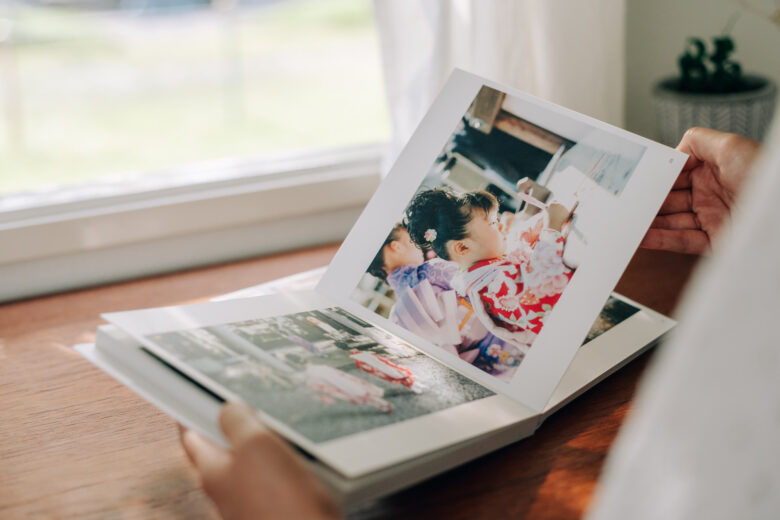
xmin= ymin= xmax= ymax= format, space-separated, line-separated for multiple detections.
xmin=520 ymin=229 xmax=573 ymax=299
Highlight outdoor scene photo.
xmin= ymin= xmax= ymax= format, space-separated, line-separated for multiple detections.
xmin=352 ymin=85 xmax=647 ymax=380
xmin=145 ymin=307 xmax=494 ymax=443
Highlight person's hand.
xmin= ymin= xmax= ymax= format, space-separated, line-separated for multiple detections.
xmin=641 ymin=127 xmax=761 ymax=254
xmin=547 ymin=201 xmax=578 ymax=232
xmin=547 ymin=201 xmax=577 ymax=232
xmin=180 ymin=402 xmax=341 ymax=520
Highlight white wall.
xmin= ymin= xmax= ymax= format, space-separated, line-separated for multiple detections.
xmin=625 ymin=0 xmax=780 ymax=139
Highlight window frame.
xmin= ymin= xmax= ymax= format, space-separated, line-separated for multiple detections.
xmin=0 ymin=144 xmax=384 ymax=303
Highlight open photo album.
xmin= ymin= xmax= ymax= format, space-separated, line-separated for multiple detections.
xmin=76 ymin=69 xmax=686 ymax=503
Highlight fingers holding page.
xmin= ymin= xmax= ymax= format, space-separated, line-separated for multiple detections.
xmin=640 ymin=228 xmax=710 ymax=255
xmin=659 ymin=190 xmax=692 ymax=215
xmin=650 ymin=212 xmax=701 ymax=230
xmin=676 ymin=127 xmax=727 ymax=165
xmin=181 ymin=428 xmax=231 ymax=484
xmin=219 ymin=401 xmax=267 ymax=447
xmin=219 ymin=401 xmax=304 ymax=469
xmin=672 ymin=168 xmax=693 ymax=190
xmin=676 ymin=127 xmax=761 ymax=197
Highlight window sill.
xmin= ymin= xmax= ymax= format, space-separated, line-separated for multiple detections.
xmin=0 ymin=144 xmax=384 ymax=303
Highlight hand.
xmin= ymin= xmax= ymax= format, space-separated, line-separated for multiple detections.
xmin=641 ymin=127 xmax=761 ymax=254
xmin=180 ymin=402 xmax=341 ymax=520
xmin=547 ymin=201 xmax=577 ymax=232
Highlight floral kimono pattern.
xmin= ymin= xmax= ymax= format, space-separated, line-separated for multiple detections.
xmin=386 ymin=259 xmax=507 ymax=366
xmin=386 ymin=258 xmax=458 ymax=295
xmin=453 ymin=225 xmax=574 ymax=349
xmin=385 ymin=259 xmax=524 ymax=377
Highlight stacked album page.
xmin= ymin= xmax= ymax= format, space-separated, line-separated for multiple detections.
xmin=98 ymin=70 xmax=686 ymax=479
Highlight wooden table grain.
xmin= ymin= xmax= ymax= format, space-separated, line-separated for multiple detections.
xmin=0 ymin=245 xmax=698 ymax=519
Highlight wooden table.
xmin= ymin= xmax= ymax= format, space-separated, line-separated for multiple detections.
xmin=0 ymin=245 xmax=698 ymax=519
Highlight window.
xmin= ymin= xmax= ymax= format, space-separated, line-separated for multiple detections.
xmin=0 ymin=0 xmax=389 ymax=301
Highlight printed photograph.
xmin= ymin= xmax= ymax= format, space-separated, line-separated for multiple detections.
xmin=582 ymin=295 xmax=641 ymax=344
xmin=352 ymin=85 xmax=647 ymax=380
xmin=145 ymin=307 xmax=494 ymax=443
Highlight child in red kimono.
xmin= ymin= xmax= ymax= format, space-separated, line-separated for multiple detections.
xmin=405 ymin=188 xmax=576 ymax=351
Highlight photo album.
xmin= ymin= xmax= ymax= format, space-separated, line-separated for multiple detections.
xmin=75 ymin=69 xmax=686 ymax=504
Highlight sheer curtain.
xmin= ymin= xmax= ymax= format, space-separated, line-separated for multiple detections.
xmin=373 ymin=0 xmax=626 ymax=163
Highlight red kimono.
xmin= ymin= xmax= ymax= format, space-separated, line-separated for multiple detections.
xmin=452 ymin=218 xmax=574 ymax=346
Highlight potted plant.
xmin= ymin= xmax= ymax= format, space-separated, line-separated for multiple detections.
xmin=653 ymin=34 xmax=777 ymax=146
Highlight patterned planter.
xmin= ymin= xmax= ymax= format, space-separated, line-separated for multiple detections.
xmin=652 ymin=75 xmax=777 ymax=146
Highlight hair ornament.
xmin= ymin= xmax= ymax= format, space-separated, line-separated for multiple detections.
xmin=424 ymin=229 xmax=437 ymax=242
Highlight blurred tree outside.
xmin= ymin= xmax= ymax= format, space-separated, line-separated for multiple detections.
xmin=0 ymin=0 xmax=389 ymax=197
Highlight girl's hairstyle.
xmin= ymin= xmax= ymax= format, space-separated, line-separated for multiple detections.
xmin=367 ymin=223 xmax=406 ymax=281
xmin=405 ymin=188 xmax=497 ymax=260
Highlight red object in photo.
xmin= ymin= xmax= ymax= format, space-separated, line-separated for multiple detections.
xmin=350 ymin=350 xmax=415 ymax=389
xmin=305 ymin=364 xmax=393 ymax=413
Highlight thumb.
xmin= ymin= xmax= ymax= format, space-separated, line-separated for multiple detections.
xmin=676 ymin=127 xmax=730 ymax=169
xmin=181 ymin=428 xmax=231 ymax=477
xmin=219 ymin=401 xmax=267 ymax=447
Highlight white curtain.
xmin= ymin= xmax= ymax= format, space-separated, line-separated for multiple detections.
xmin=373 ymin=0 xmax=626 ymax=164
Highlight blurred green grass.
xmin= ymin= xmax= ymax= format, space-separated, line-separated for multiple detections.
xmin=0 ymin=0 xmax=389 ymax=194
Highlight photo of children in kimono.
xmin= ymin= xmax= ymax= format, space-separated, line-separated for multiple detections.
xmin=145 ymin=307 xmax=494 ymax=443
xmin=352 ymin=85 xmax=647 ymax=380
